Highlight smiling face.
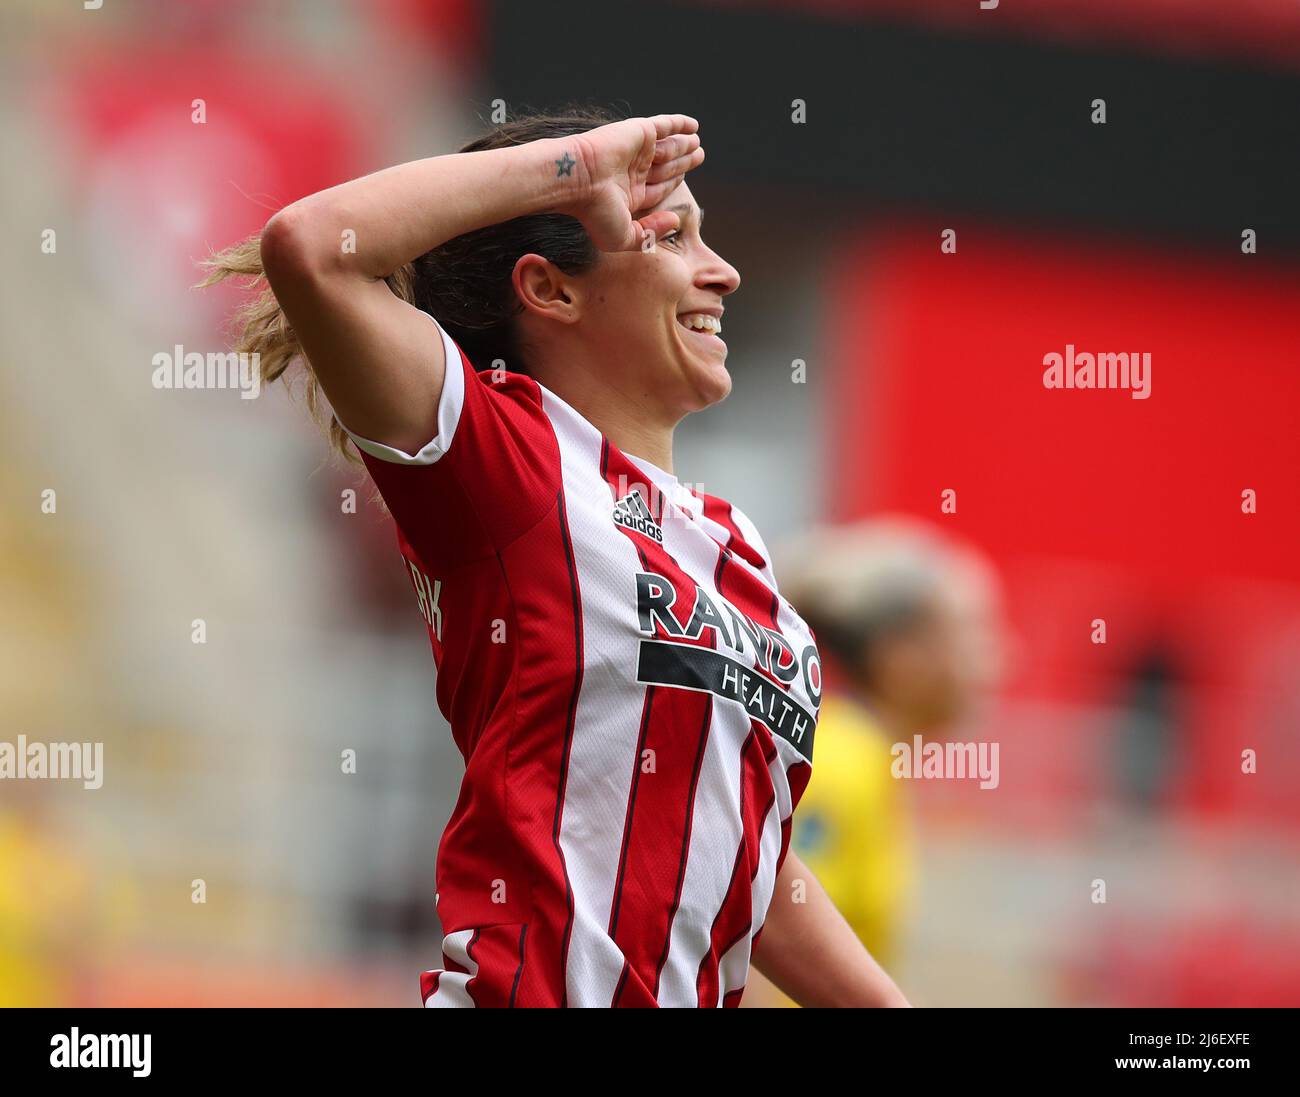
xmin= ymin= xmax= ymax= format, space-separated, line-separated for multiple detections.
xmin=571 ymin=182 xmax=742 ymax=420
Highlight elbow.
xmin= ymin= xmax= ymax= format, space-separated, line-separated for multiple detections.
xmin=260 ymin=200 xmax=353 ymax=285
xmin=259 ymin=205 xmax=320 ymax=284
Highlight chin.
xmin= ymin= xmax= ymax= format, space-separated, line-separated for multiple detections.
xmin=685 ymin=357 xmax=733 ymax=410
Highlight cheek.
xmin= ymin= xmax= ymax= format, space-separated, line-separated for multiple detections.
xmin=921 ymin=638 xmax=965 ymax=696
xmin=623 ymin=251 xmax=692 ymax=306
xmin=588 ymin=255 xmax=691 ymax=345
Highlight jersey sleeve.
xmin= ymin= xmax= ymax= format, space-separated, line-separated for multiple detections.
xmin=341 ymin=311 xmax=562 ymax=572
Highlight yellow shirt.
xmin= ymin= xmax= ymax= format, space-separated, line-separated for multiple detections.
xmin=790 ymin=694 xmax=912 ymax=970
xmin=0 ymin=814 xmax=83 ymax=1006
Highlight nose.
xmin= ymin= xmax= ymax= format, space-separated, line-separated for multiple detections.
xmin=697 ymin=244 xmax=741 ymax=297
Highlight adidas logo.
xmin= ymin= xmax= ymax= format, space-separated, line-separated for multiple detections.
xmin=612 ymin=491 xmax=664 ymax=543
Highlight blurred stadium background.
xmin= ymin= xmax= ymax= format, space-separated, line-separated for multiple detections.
xmin=2 ymin=0 xmax=1298 ymax=1006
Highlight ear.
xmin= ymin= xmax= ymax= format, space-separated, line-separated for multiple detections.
xmin=512 ymin=253 xmax=582 ymax=325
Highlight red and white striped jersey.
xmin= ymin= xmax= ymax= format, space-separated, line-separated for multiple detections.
xmin=346 ymin=314 xmax=821 ymax=1007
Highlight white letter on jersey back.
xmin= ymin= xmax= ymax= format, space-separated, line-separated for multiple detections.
xmin=406 ymin=558 xmax=443 ymax=641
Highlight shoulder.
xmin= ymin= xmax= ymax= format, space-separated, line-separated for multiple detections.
xmin=346 ymin=314 xmax=563 ymax=568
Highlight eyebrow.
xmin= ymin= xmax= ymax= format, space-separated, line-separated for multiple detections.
xmin=668 ymin=203 xmax=703 ymax=226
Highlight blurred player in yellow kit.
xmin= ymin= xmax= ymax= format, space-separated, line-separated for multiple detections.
xmin=745 ymin=518 xmax=1005 ymax=1006
xmin=0 ymin=803 xmax=89 ymax=1006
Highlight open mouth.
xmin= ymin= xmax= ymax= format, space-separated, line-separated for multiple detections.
xmin=676 ymin=312 xmax=724 ymax=346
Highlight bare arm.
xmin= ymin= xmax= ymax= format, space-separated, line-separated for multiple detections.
xmin=257 ymin=115 xmax=703 ymax=454
xmin=751 ymin=850 xmax=911 ymax=1008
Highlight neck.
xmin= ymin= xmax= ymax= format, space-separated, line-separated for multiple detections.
xmin=608 ymin=415 xmax=676 ymax=474
xmin=534 ymin=356 xmax=679 ymax=474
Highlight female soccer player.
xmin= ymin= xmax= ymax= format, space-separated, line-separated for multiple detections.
xmin=207 ymin=107 xmax=908 ymax=1008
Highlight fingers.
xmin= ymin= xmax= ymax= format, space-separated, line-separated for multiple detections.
xmin=640 ymin=174 xmax=688 ymax=212
xmin=633 ymin=114 xmax=703 ymax=232
xmin=635 ymin=209 xmax=682 ymax=245
xmin=648 ymin=113 xmax=699 ymax=139
xmin=632 ymin=124 xmax=659 ymax=180
xmin=647 ymin=146 xmax=704 ymax=185
xmin=652 ymin=133 xmax=700 ymax=163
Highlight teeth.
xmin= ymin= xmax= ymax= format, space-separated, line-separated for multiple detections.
xmin=679 ymin=313 xmax=721 ymax=335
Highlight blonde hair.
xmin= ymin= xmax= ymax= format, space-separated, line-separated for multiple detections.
xmin=776 ymin=517 xmax=972 ymax=670
xmin=198 ymin=243 xmax=413 ymax=463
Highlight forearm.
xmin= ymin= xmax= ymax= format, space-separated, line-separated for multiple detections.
xmin=266 ymin=136 xmax=576 ymax=278
xmin=751 ymin=851 xmax=910 ymax=1008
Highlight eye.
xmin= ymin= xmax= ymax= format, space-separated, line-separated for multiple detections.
xmin=660 ymin=230 xmax=683 ymax=247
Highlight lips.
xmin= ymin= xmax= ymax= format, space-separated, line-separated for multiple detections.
xmin=676 ymin=310 xmax=724 ymax=344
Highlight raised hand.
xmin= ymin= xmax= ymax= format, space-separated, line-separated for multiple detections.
xmin=555 ymin=114 xmax=705 ymax=252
